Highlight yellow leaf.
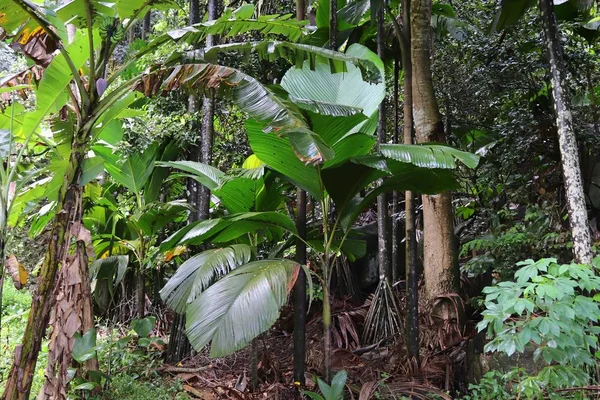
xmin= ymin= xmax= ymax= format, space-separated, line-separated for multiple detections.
xmin=164 ymin=246 xmax=186 ymax=262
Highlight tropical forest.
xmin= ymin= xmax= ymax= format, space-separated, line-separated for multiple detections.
xmin=1 ymin=0 xmax=600 ymax=398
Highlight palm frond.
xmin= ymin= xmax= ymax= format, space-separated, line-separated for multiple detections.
xmin=185 ymin=259 xmax=299 ymax=357
xmin=160 ymin=244 xmax=252 ymax=313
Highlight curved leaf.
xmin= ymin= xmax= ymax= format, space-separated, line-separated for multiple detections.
xmin=380 ymin=144 xmax=480 ymax=169
xmin=135 ymin=63 xmax=332 ymax=164
xmin=157 ymin=160 xmax=224 ymax=190
xmin=0 ymin=129 xmax=10 ymax=160
xmin=160 ymin=244 xmax=252 ymax=313
xmin=185 ymin=259 xmax=299 ymax=357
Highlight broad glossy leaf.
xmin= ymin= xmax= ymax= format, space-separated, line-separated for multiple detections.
xmin=246 ymin=119 xmax=322 ymax=198
xmin=132 ymin=316 xmax=156 ymax=338
xmin=160 ymin=244 xmax=252 ymax=313
xmin=186 ymin=259 xmax=299 ymax=357
xmin=132 ymin=201 xmax=188 ymax=236
xmin=80 ymin=156 xmax=105 ymax=186
xmin=380 ymin=144 xmax=480 ymax=169
xmin=158 ymin=160 xmax=224 ymax=190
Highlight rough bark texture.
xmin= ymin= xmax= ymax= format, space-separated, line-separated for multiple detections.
xmin=293 ymin=189 xmax=307 ymax=385
xmin=2 ymin=130 xmax=88 ymax=400
xmin=539 ymin=0 xmax=592 ymax=264
xmin=410 ymin=0 xmax=459 ymax=300
xmin=329 ymin=0 xmax=337 ymax=49
xmin=403 ymin=0 xmax=420 ymax=367
xmin=142 ymin=11 xmax=151 ymax=40
xmin=391 ymin=52 xmax=400 ymax=283
xmin=41 ymin=235 xmax=98 ymax=399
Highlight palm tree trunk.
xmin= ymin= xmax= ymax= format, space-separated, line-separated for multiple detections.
xmin=2 ymin=129 xmax=89 ymax=400
xmin=402 ymin=0 xmax=420 ymax=368
xmin=410 ymin=0 xmax=459 ymax=301
xmin=198 ymin=0 xmax=219 ymax=220
xmin=376 ymin=2 xmax=390 ymax=283
xmin=539 ymin=0 xmax=592 ymax=264
xmin=293 ymin=189 xmax=307 ymax=385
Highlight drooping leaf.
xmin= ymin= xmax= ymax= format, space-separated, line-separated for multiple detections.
xmin=160 ymin=244 xmax=252 ymax=313
xmin=144 ymin=141 xmax=181 ymax=204
xmin=79 ymin=156 xmax=105 ymax=186
xmin=186 ymin=259 xmax=300 ymax=357
xmin=490 ymin=0 xmax=536 ymax=32
xmin=338 ymin=0 xmax=371 ymax=25
xmin=132 ymin=201 xmax=188 ymax=236
xmin=135 ymin=63 xmax=332 ymax=164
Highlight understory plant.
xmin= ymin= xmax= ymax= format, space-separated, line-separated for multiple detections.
xmin=477 ymin=257 xmax=600 ymax=397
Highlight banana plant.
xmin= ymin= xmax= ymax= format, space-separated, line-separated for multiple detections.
xmin=0 ymin=1 xmax=377 ymax=397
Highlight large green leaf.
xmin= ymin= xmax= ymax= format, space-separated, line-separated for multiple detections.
xmin=246 ymin=119 xmax=322 ymax=198
xmin=94 ymin=143 xmax=158 ymax=195
xmin=157 ymin=160 xmax=224 ymax=191
xmin=135 ymin=64 xmax=332 ymax=164
xmin=144 ymin=141 xmax=181 ymax=204
xmin=160 ymin=244 xmax=252 ymax=313
xmin=490 ymin=0 xmax=536 ymax=32
xmin=164 ymin=4 xmax=307 ymax=44
xmin=131 ymin=201 xmax=188 ymax=236
xmin=380 ymin=144 xmax=480 ymax=169
xmin=185 ymin=259 xmax=299 ymax=357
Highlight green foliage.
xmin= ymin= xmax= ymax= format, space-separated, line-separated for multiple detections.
xmin=478 ymin=258 xmax=600 ymax=389
xmin=303 ymin=370 xmax=348 ymax=400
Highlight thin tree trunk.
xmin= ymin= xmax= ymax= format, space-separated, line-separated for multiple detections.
xmin=142 ymin=11 xmax=151 ymax=40
xmin=402 ymin=0 xmax=420 ymax=368
xmin=391 ymin=50 xmax=400 ymax=283
xmin=293 ymin=189 xmax=307 ymax=385
xmin=2 ymin=129 xmax=88 ymax=400
xmin=329 ymin=0 xmax=337 ymax=49
xmin=376 ymin=3 xmax=390 ymax=283
xmin=198 ymin=0 xmax=219 ymax=220
xmin=539 ymin=0 xmax=592 ymax=264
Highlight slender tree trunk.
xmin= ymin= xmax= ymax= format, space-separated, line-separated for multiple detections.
xmin=376 ymin=4 xmax=390 ymax=283
xmin=293 ymin=189 xmax=307 ymax=385
xmin=2 ymin=129 xmax=89 ymax=400
xmin=411 ymin=0 xmax=459 ymax=300
xmin=391 ymin=50 xmax=400 ymax=283
xmin=329 ymin=0 xmax=337 ymax=49
xmin=539 ymin=0 xmax=592 ymax=264
xmin=402 ymin=0 xmax=420 ymax=368
xmin=293 ymin=0 xmax=307 ymax=385
xmin=198 ymin=0 xmax=219 ymax=220
xmin=142 ymin=11 xmax=151 ymax=40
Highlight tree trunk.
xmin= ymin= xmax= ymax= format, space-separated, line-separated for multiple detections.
xmin=410 ymin=0 xmax=459 ymax=301
xmin=376 ymin=3 xmax=390 ymax=283
xmin=391 ymin=49 xmax=400 ymax=283
xmin=2 ymin=130 xmax=89 ymax=400
xmin=198 ymin=0 xmax=219 ymax=220
xmin=41 ymin=238 xmax=98 ymax=399
xmin=329 ymin=0 xmax=337 ymax=49
xmin=293 ymin=189 xmax=307 ymax=385
xmin=539 ymin=0 xmax=592 ymax=264
xmin=142 ymin=11 xmax=151 ymax=40
xmin=402 ymin=0 xmax=420 ymax=367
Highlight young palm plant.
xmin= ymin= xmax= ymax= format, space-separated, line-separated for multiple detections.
xmin=157 ymin=47 xmax=479 ymax=381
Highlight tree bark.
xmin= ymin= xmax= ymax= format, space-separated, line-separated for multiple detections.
xmin=293 ymin=0 xmax=307 ymax=385
xmin=2 ymin=129 xmax=89 ymax=400
xmin=539 ymin=0 xmax=592 ymax=264
xmin=198 ymin=0 xmax=219 ymax=220
xmin=376 ymin=2 xmax=390 ymax=282
xmin=142 ymin=11 xmax=151 ymax=40
xmin=410 ymin=0 xmax=459 ymax=300
xmin=293 ymin=189 xmax=307 ymax=385
xmin=402 ymin=0 xmax=420 ymax=367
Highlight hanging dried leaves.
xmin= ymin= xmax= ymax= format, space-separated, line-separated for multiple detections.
xmin=12 ymin=27 xmax=58 ymax=67
xmin=4 ymin=254 xmax=27 ymax=289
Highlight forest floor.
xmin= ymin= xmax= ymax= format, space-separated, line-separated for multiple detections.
xmin=0 ymin=281 xmax=468 ymax=399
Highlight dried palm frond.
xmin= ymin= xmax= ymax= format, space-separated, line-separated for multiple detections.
xmin=362 ymin=278 xmax=403 ymax=345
